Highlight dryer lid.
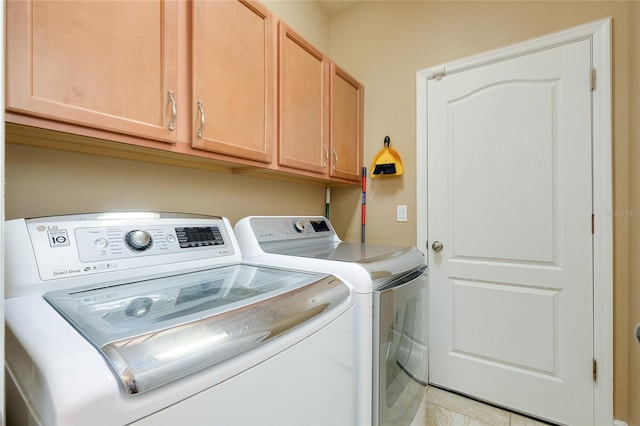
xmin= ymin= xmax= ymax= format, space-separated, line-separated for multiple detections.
xmin=264 ymin=239 xmax=413 ymax=263
xmin=266 ymin=241 xmax=426 ymax=286
xmin=236 ymin=216 xmax=427 ymax=287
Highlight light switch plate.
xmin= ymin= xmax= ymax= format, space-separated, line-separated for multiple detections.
xmin=397 ymin=205 xmax=408 ymax=222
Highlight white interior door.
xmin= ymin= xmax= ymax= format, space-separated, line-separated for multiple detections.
xmin=426 ymin=39 xmax=594 ymax=425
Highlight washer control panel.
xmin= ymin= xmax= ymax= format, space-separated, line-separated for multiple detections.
xmin=17 ymin=213 xmax=237 ymax=282
xmin=73 ymin=224 xmax=226 ymax=262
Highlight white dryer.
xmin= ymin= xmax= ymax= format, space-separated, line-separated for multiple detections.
xmin=234 ymin=216 xmax=428 ymax=426
xmin=5 ymin=212 xmax=355 ymax=425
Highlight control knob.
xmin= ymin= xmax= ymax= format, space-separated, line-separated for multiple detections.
xmin=293 ymin=220 xmax=306 ymax=233
xmin=125 ymin=230 xmax=153 ymax=251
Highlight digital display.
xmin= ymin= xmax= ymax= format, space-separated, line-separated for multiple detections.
xmin=310 ymin=220 xmax=331 ymax=233
xmin=175 ymin=226 xmax=225 ymax=248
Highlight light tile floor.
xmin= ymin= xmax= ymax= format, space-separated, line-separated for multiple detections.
xmin=410 ymin=386 xmax=556 ymax=426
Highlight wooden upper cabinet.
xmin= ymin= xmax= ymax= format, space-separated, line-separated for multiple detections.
xmin=6 ymin=0 xmax=363 ymax=183
xmin=278 ymin=23 xmax=328 ymax=174
xmin=329 ymin=63 xmax=364 ymax=182
xmin=191 ymin=0 xmax=276 ymax=164
xmin=6 ymin=0 xmax=178 ymax=143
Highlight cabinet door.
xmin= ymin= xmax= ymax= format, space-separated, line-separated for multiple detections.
xmin=278 ymin=23 xmax=329 ymax=174
xmin=6 ymin=0 xmax=178 ymax=143
xmin=192 ymin=0 xmax=275 ymax=164
xmin=329 ymin=63 xmax=364 ymax=182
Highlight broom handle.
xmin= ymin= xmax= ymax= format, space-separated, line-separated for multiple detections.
xmin=361 ymin=167 xmax=367 ymax=244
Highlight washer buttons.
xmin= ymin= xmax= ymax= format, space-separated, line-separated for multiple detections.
xmin=95 ymin=238 xmax=109 ymax=249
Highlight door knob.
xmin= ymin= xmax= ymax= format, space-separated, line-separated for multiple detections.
xmin=431 ymin=241 xmax=444 ymax=252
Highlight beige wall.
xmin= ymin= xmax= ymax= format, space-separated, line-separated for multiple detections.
xmin=326 ymin=0 xmax=635 ymax=423
xmin=5 ymin=0 xmax=638 ymax=423
xmin=4 ymin=143 xmax=329 ymax=224
xmin=628 ymin=1 xmax=640 ymax=424
xmin=261 ymin=0 xmax=330 ymax=54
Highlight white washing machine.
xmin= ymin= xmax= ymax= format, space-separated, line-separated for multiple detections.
xmin=5 ymin=212 xmax=355 ymax=426
xmin=234 ymin=216 xmax=428 ymax=426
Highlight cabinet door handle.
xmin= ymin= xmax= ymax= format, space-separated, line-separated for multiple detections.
xmin=323 ymin=144 xmax=329 ymax=167
xmin=167 ymin=91 xmax=177 ymax=132
xmin=197 ymin=100 xmax=205 ymax=138
xmin=332 ymin=148 xmax=338 ymax=170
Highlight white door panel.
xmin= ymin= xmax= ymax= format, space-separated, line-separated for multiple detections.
xmin=427 ymin=39 xmax=593 ymax=425
xmin=450 ymin=81 xmax=556 ymax=263
xmin=452 ymin=280 xmax=558 ymax=373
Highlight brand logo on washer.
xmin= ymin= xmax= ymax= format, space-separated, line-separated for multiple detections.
xmin=48 ymin=229 xmax=70 ymax=247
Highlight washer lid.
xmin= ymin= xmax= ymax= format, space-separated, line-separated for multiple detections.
xmin=44 ymin=264 xmax=349 ymax=395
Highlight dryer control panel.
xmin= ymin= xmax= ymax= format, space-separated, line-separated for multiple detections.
xmin=249 ymin=216 xmax=337 ymax=243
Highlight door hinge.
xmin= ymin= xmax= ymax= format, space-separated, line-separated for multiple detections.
xmin=432 ymin=65 xmax=446 ymax=81
xmin=593 ymin=359 xmax=598 ymax=382
xmin=591 ymin=67 xmax=597 ymax=91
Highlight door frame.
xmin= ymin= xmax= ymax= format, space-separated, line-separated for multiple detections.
xmin=416 ymin=18 xmax=613 ymax=425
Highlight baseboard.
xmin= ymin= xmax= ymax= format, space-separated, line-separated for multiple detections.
xmin=614 ymin=419 xmax=628 ymax=426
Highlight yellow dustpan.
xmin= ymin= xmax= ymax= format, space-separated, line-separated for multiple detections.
xmin=371 ymin=136 xmax=403 ymax=177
